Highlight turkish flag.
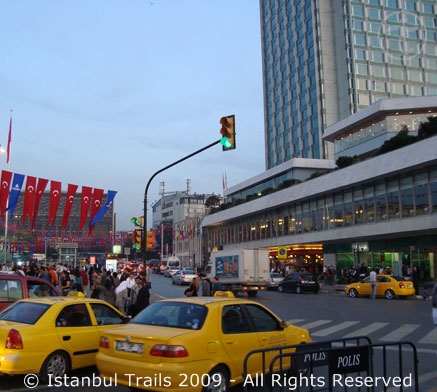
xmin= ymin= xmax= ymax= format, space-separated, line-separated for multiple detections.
xmin=61 ymin=184 xmax=78 ymax=229
xmin=22 ymin=176 xmax=36 ymax=224
xmin=88 ymin=188 xmax=104 ymax=235
xmin=48 ymin=180 xmax=62 ymax=225
xmin=79 ymin=186 xmax=92 ymax=231
xmin=32 ymin=178 xmax=49 ymax=229
xmin=0 ymin=170 xmax=13 ymax=218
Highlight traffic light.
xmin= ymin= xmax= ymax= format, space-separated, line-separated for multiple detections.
xmin=146 ymin=231 xmax=156 ymax=251
xmin=132 ymin=229 xmax=142 ymax=250
xmin=131 ymin=217 xmax=143 ymax=227
xmin=219 ymin=115 xmax=236 ymax=151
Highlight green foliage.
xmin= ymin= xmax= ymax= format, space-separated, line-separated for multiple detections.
xmin=377 ymin=127 xmax=417 ymax=155
xmin=417 ymin=116 xmax=437 ymax=140
xmin=261 ymin=187 xmax=274 ymax=196
xmin=205 ymin=195 xmax=221 ymax=208
xmin=336 ymin=156 xmax=359 ymax=169
xmin=277 ymin=179 xmax=300 ymax=190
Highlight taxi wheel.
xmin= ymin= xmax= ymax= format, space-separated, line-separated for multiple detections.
xmin=202 ymin=365 xmax=229 ymax=392
xmin=40 ymin=350 xmax=70 ymax=383
xmin=385 ymin=289 xmax=395 ymax=300
xmin=348 ymin=288 xmax=358 ymax=298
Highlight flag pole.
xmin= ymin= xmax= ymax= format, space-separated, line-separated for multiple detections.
xmin=4 ymin=109 xmax=12 ymax=265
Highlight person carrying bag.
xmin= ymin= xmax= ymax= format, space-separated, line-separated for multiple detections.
xmin=185 ymin=277 xmax=200 ymax=297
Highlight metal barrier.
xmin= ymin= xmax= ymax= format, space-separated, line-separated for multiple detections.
xmin=243 ymin=336 xmax=371 ymax=392
xmin=243 ymin=337 xmax=419 ymax=392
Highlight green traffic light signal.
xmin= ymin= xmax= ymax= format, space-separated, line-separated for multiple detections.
xmin=219 ymin=115 xmax=236 ymax=151
xmin=131 ymin=217 xmax=143 ymax=227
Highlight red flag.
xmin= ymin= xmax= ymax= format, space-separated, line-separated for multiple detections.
xmin=31 ymin=178 xmax=49 ymax=229
xmin=48 ymin=180 xmax=62 ymax=225
xmin=88 ymin=188 xmax=104 ymax=235
xmin=22 ymin=176 xmax=36 ymax=224
xmin=0 ymin=170 xmax=13 ymax=218
xmin=61 ymin=184 xmax=78 ymax=229
xmin=6 ymin=117 xmax=11 ymax=164
xmin=79 ymin=186 xmax=92 ymax=231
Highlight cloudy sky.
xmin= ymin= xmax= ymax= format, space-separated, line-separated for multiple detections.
xmin=0 ymin=0 xmax=265 ymax=230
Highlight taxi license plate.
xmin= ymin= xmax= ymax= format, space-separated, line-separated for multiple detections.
xmin=116 ymin=341 xmax=144 ymax=354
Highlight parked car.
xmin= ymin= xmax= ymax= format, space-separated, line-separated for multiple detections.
xmin=96 ymin=297 xmax=312 ymax=391
xmin=345 ymin=274 xmax=415 ymax=300
xmin=277 ymin=273 xmax=320 ymax=294
xmin=172 ymin=269 xmax=197 ymax=285
xmin=269 ymin=272 xmax=284 ymax=289
xmin=0 ymin=272 xmax=61 ymax=311
xmin=0 ymin=297 xmax=128 ymax=380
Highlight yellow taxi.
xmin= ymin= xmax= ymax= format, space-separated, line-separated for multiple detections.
xmin=345 ymin=274 xmax=415 ymax=299
xmin=96 ymin=297 xmax=312 ymax=391
xmin=0 ymin=297 xmax=128 ymax=380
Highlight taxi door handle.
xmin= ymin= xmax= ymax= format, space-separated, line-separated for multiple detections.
xmin=63 ymin=336 xmax=71 ymax=341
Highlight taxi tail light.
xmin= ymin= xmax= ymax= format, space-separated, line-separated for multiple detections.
xmin=150 ymin=344 xmax=188 ymax=357
xmin=399 ymin=282 xmax=405 ymax=288
xmin=99 ymin=337 xmax=110 ymax=349
xmin=6 ymin=329 xmax=23 ymax=349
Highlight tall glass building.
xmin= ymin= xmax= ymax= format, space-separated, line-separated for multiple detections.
xmin=260 ymin=0 xmax=437 ymax=168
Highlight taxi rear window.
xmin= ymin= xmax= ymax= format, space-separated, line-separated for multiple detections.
xmin=132 ymin=301 xmax=207 ymax=330
xmin=0 ymin=302 xmax=50 ymax=324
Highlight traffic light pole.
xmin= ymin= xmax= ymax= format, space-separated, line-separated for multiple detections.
xmin=142 ymin=138 xmax=221 ymax=267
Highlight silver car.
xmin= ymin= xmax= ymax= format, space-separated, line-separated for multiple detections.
xmin=172 ymin=269 xmax=197 ymax=285
xmin=269 ymin=272 xmax=284 ymax=289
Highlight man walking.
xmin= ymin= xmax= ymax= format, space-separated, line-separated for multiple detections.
xmin=370 ymin=268 xmax=377 ymax=300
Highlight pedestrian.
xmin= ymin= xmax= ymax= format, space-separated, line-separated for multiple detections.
xmin=431 ymin=282 xmax=437 ymax=326
xmin=211 ymin=276 xmax=223 ymax=295
xmin=370 ymin=268 xmax=377 ymax=300
xmin=98 ymin=279 xmax=116 ymax=305
xmin=412 ymin=265 xmax=420 ymax=296
xmin=60 ymin=270 xmax=71 ymax=296
xmin=132 ymin=279 xmax=150 ymax=317
xmin=199 ymin=273 xmax=212 ymax=296
xmin=185 ymin=277 xmax=200 ymax=297
xmin=114 ymin=280 xmax=129 ymax=313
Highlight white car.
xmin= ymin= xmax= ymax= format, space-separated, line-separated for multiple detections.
xmin=269 ymin=272 xmax=284 ymax=289
xmin=163 ymin=266 xmax=180 ymax=278
xmin=172 ymin=269 xmax=197 ymax=285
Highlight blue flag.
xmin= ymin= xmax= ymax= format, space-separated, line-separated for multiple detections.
xmin=89 ymin=190 xmax=117 ymax=227
xmin=7 ymin=173 xmax=25 ymax=217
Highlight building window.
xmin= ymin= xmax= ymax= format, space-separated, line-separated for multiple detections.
xmin=354 ymin=34 xmax=366 ymax=45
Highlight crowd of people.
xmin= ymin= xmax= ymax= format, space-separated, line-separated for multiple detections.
xmin=1 ymin=261 xmax=151 ymax=316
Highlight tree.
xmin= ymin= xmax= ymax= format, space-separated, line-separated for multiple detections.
xmin=377 ymin=126 xmax=417 ymax=155
xmin=205 ymin=195 xmax=221 ymax=208
xmin=417 ymin=116 xmax=437 ymax=140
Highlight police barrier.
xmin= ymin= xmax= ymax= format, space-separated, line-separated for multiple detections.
xmin=243 ymin=338 xmax=419 ymax=391
xmin=243 ymin=336 xmax=371 ymax=392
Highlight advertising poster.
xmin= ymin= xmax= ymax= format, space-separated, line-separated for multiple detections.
xmin=215 ymin=255 xmax=239 ymax=278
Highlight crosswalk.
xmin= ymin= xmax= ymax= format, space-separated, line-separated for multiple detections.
xmin=287 ymin=318 xmax=437 ymax=346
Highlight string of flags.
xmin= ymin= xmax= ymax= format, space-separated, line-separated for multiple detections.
xmin=0 ymin=170 xmax=117 ymax=235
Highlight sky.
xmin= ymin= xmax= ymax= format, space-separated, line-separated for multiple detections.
xmin=0 ymin=0 xmax=265 ymax=231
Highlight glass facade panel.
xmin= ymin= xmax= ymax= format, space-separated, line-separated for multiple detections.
xmin=364 ymin=186 xmax=375 ymax=222
xmin=414 ymin=172 xmax=429 ymax=215
xmin=344 ymin=192 xmax=353 ymax=226
xmin=430 ymin=168 xmax=437 ymax=213
xmin=334 ymin=193 xmax=344 ymax=228
xmin=400 ymin=176 xmax=414 ymax=217
xmin=375 ymin=182 xmax=387 ymax=221
xmin=387 ymin=179 xmax=400 ymax=219
xmin=353 ymin=187 xmax=364 ymax=224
